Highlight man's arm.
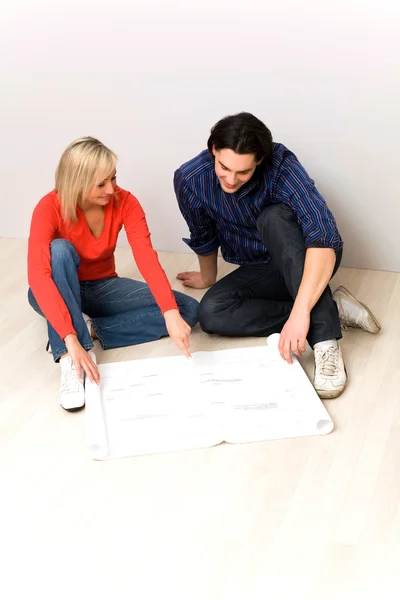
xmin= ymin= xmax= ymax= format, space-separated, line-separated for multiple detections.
xmin=294 ymin=247 xmax=336 ymax=313
xmin=177 ymin=250 xmax=218 ymax=289
xmin=275 ymin=156 xmax=343 ymax=252
xmin=174 ymin=168 xmax=220 ymax=289
xmin=279 ymin=247 xmax=336 ymax=363
xmin=273 ymin=154 xmax=342 ymax=362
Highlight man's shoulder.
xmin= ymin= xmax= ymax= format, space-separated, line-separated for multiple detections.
xmin=175 ymin=150 xmax=214 ymax=183
xmin=271 ymin=142 xmax=297 ymax=170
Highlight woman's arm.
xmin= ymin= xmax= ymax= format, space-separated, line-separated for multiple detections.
xmin=28 ymin=195 xmax=100 ymax=381
xmin=28 ymin=196 xmax=76 ymax=340
xmin=122 ymin=193 xmax=193 ymax=356
xmin=122 ymin=193 xmax=178 ymax=313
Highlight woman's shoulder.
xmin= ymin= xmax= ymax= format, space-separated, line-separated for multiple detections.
xmin=29 ymin=190 xmax=62 ymax=235
xmin=114 ymin=186 xmax=143 ymax=212
xmin=34 ymin=190 xmax=61 ymax=211
xmin=114 ymin=186 xmax=140 ymax=203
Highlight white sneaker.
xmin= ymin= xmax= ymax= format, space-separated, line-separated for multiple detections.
xmin=47 ymin=313 xmax=92 ymax=353
xmin=313 ymin=344 xmax=347 ymax=399
xmin=333 ymin=286 xmax=381 ymax=334
xmin=60 ymin=356 xmax=85 ymax=411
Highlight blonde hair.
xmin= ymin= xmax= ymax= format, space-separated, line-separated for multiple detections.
xmin=55 ymin=137 xmax=117 ymax=223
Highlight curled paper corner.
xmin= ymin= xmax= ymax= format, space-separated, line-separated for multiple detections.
xmin=266 ymin=333 xmax=280 ymax=348
xmin=316 ymin=418 xmax=334 ymax=435
xmin=88 ymin=444 xmax=109 ymax=461
xmin=85 ymin=366 xmax=109 ymax=460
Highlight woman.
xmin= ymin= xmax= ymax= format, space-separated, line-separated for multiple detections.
xmin=28 ymin=137 xmax=199 ymax=411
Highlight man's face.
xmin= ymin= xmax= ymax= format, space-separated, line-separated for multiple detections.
xmin=213 ymin=147 xmax=262 ymax=194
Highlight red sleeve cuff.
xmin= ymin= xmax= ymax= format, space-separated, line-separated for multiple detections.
xmin=160 ymin=298 xmax=179 ymax=315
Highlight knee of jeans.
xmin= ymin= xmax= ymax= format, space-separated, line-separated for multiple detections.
xmin=198 ymin=295 xmax=225 ymax=334
xmin=256 ymin=203 xmax=295 ymax=238
xmin=50 ymin=239 xmax=80 ymax=269
xmin=28 ymin=287 xmax=34 ymax=305
xmin=28 ymin=287 xmax=43 ymax=315
xmin=174 ymin=293 xmax=199 ymax=327
xmin=183 ymin=297 xmax=200 ymax=327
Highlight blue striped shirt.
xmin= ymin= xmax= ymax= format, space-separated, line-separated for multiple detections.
xmin=174 ymin=143 xmax=343 ymax=265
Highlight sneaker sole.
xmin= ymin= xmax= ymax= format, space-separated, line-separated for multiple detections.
xmin=317 ymin=385 xmax=346 ymax=400
xmin=334 ymin=286 xmax=381 ymax=334
xmin=315 ymin=366 xmax=348 ymax=400
xmin=61 ymin=404 xmax=85 ymax=413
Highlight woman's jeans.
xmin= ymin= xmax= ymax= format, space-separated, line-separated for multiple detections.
xmin=28 ymin=239 xmax=200 ymax=361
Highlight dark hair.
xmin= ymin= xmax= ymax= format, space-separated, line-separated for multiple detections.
xmin=207 ymin=112 xmax=273 ymax=166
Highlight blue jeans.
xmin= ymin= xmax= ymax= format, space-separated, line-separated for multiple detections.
xmin=28 ymin=239 xmax=199 ymax=361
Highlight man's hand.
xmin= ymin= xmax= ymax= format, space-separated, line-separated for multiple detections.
xmin=176 ymin=271 xmax=213 ymax=289
xmin=177 ymin=251 xmax=218 ymax=289
xmin=278 ymin=309 xmax=310 ymax=364
xmin=278 ymin=247 xmax=336 ymax=364
xmin=164 ymin=309 xmax=192 ymax=358
xmin=64 ymin=334 xmax=100 ymax=384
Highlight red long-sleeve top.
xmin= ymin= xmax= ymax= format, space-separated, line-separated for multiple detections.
xmin=28 ymin=187 xmax=178 ymax=340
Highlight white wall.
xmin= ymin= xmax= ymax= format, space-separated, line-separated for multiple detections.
xmin=1 ymin=0 xmax=399 ymax=270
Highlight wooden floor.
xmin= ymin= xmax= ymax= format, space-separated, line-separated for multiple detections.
xmin=1 ymin=237 xmax=399 ymax=599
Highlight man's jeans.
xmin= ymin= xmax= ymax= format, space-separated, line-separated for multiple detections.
xmin=198 ymin=204 xmax=342 ymax=348
xmin=28 ymin=239 xmax=200 ymax=361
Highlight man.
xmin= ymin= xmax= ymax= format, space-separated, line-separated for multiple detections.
xmin=174 ymin=112 xmax=381 ymax=399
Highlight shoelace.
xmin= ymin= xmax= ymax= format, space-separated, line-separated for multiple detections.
xmin=61 ymin=363 xmax=84 ymax=394
xmin=315 ymin=348 xmax=339 ymax=378
xmin=339 ymin=311 xmax=358 ymax=330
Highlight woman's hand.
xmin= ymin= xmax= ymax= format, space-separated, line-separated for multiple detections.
xmin=164 ymin=309 xmax=192 ymax=358
xmin=64 ymin=334 xmax=100 ymax=384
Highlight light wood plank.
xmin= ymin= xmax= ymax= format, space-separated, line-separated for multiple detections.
xmin=1 ymin=237 xmax=400 ymax=600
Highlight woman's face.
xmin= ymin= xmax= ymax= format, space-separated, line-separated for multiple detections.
xmin=85 ymin=170 xmax=117 ymax=207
